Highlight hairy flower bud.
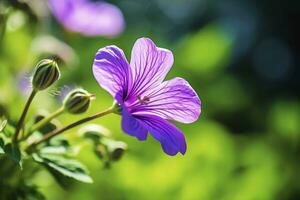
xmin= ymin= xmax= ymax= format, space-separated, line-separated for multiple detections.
xmin=63 ymin=89 xmax=94 ymax=114
xmin=34 ymin=114 xmax=60 ymax=134
xmin=32 ymin=59 xmax=60 ymax=90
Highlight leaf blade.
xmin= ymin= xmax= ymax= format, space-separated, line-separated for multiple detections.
xmin=32 ymin=154 xmax=93 ymax=184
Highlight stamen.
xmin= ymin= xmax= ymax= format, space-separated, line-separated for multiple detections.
xmin=137 ymin=95 xmax=150 ymax=105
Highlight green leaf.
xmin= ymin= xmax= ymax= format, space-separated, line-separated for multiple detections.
xmin=0 ymin=119 xmax=7 ymax=132
xmin=0 ymin=138 xmax=4 ymax=154
xmin=18 ymin=184 xmax=46 ymax=200
xmin=32 ymin=153 xmax=93 ymax=184
xmin=47 ymin=138 xmax=70 ymax=148
xmin=0 ymin=119 xmax=11 ymax=150
xmin=45 ymin=166 xmax=76 ymax=189
xmin=4 ymin=143 xmax=22 ymax=167
xmin=37 ymin=138 xmax=78 ymax=157
xmin=39 ymin=146 xmax=69 ymax=155
xmin=0 ymin=182 xmax=46 ymax=200
xmin=2 ymin=122 xmax=15 ymax=137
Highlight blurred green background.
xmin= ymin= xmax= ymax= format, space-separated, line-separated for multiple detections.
xmin=1 ymin=0 xmax=300 ymax=199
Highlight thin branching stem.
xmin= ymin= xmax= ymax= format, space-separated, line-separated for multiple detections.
xmin=26 ymin=106 xmax=115 ymax=151
xmin=13 ymin=90 xmax=37 ymax=143
xmin=22 ymin=106 xmax=65 ymax=140
xmin=0 ymin=7 xmax=9 ymax=51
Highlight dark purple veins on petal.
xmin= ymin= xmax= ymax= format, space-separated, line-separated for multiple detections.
xmin=139 ymin=114 xmax=187 ymax=156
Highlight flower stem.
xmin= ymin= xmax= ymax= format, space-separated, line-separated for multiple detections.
xmin=24 ymin=106 xmax=65 ymax=139
xmin=13 ymin=89 xmax=37 ymax=143
xmin=26 ymin=106 xmax=115 ymax=151
xmin=0 ymin=6 xmax=10 ymax=52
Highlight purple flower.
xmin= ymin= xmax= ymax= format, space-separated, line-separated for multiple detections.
xmin=93 ymin=38 xmax=201 ymax=156
xmin=49 ymin=0 xmax=125 ymax=37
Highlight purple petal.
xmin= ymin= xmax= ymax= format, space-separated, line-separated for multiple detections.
xmin=121 ymin=107 xmax=148 ymax=141
xmin=93 ymin=46 xmax=131 ymax=102
xmin=49 ymin=0 xmax=125 ymax=37
xmin=130 ymin=77 xmax=201 ymax=123
xmin=139 ymin=114 xmax=186 ymax=156
xmin=128 ymin=38 xmax=174 ymax=98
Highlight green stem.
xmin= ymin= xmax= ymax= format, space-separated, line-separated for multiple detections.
xmin=0 ymin=6 xmax=9 ymax=51
xmin=13 ymin=90 xmax=37 ymax=143
xmin=27 ymin=106 xmax=65 ymax=135
xmin=26 ymin=106 xmax=115 ymax=151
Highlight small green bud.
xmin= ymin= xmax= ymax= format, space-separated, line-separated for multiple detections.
xmin=34 ymin=114 xmax=60 ymax=134
xmin=102 ymin=138 xmax=127 ymax=161
xmin=79 ymin=124 xmax=111 ymax=142
xmin=94 ymin=144 xmax=107 ymax=160
xmin=109 ymin=141 xmax=127 ymax=161
xmin=32 ymin=59 xmax=60 ymax=90
xmin=63 ymin=89 xmax=94 ymax=114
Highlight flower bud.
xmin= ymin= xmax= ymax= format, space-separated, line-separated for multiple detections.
xmin=109 ymin=141 xmax=127 ymax=161
xmin=63 ymin=89 xmax=94 ymax=114
xmin=34 ymin=114 xmax=59 ymax=134
xmin=102 ymin=138 xmax=127 ymax=161
xmin=79 ymin=124 xmax=111 ymax=142
xmin=32 ymin=59 xmax=60 ymax=90
xmin=94 ymin=144 xmax=107 ymax=160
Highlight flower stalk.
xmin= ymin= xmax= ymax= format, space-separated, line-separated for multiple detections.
xmin=26 ymin=105 xmax=117 ymax=151
xmin=26 ymin=106 xmax=65 ymax=137
xmin=13 ymin=89 xmax=37 ymax=143
xmin=0 ymin=6 xmax=10 ymax=50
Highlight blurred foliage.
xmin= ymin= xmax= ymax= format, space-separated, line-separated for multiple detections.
xmin=179 ymin=23 xmax=233 ymax=78
xmin=0 ymin=0 xmax=300 ymax=199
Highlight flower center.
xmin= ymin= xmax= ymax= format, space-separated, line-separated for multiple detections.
xmin=137 ymin=95 xmax=150 ymax=105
